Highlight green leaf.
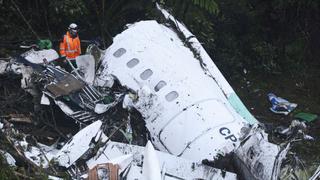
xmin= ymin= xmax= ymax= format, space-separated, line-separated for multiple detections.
xmin=191 ymin=0 xmax=219 ymax=15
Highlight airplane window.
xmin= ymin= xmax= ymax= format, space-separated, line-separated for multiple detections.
xmin=140 ymin=69 xmax=153 ymax=80
xmin=154 ymin=81 xmax=167 ymax=92
xmin=113 ymin=48 xmax=126 ymax=57
xmin=165 ymin=91 xmax=178 ymax=102
xmin=127 ymin=58 xmax=139 ymax=68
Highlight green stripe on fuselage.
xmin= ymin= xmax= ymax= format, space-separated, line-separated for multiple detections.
xmin=228 ymin=93 xmax=258 ymax=124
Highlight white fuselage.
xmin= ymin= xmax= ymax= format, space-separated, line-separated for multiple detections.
xmin=97 ymin=20 xmax=252 ymax=162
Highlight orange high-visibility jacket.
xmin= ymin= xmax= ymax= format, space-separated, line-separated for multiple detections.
xmin=59 ymin=32 xmax=81 ymax=59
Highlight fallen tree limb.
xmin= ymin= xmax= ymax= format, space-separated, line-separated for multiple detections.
xmin=4 ymin=113 xmax=33 ymax=124
xmin=1 ymin=125 xmax=63 ymax=178
xmin=31 ymin=136 xmax=58 ymax=174
xmin=14 ymin=171 xmax=34 ymax=180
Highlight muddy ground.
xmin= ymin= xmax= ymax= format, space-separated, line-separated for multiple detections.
xmin=228 ymin=69 xmax=320 ymax=174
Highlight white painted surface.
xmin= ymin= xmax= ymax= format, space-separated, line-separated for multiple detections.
xmin=54 ymin=100 xmax=74 ymax=115
xmin=23 ymin=142 xmax=59 ymax=168
xmin=0 ymin=151 xmax=16 ymax=166
xmin=87 ymin=139 xmax=237 ymax=179
xmin=0 ymin=61 xmax=9 ymax=74
xmin=97 ymin=20 xmax=248 ymax=161
xmin=55 ymin=120 xmax=102 ymax=167
xmin=234 ymin=126 xmax=287 ymax=180
xmin=94 ymin=103 xmax=110 ymax=114
xmin=48 ymin=175 xmax=64 ymax=180
xmin=23 ymin=49 xmax=59 ymax=64
xmin=107 ymin=154 xmax=133 ymax=173
xmin=142 ymin=141 xmax=161 ymax=180
xmin=41 ymin=93 xmax=50 ymax=105
xmin=157 ymin=4 xmax=234 ymax=96
xmin=76 ymin=55 xmax=95 ymax=84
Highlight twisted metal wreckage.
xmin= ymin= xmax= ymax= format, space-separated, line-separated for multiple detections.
xmin=0 ymin=5 xmax=318 ymax=180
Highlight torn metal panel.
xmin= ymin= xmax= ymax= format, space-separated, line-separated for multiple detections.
xmin=54 ymin=100 xmax=75 ymax=116
xmin=142 ymin=141 xmax=161 ymax=180
xmin=55 ymin=120 xmax=102 ymax=168
xmin=41 ymin=93 xmax=50 ymax=105
xmin=70 ymin=111 xmax=99 ymax=123
xmin=75 ymin=55 xmax=95 ymax=85
xmin=46 ymin=74 xmax=85 ymax=98
xmin=21 ymin=49 xmax=59 ymax=64
xmin=3 ymin=60 xmax=38 ymax=96
xmin=48 ymin=175 xmax=64 ymax=180
xmin=87 ymin=140 xmax=237 ymax=180
xmin=0 ymin=150 xmax=16 ymax=167
xmin=6 ymin=134 xmax=59 ymax=168
xmin=234 ymin=125 xmax=290 ymax=180
xmin=9 ymin=119 xmax=232 ymax=179
xmin=23 ymin=142 xmax=59 ymax=168
xmin=30 ymin=57 xmax=115 ymax=122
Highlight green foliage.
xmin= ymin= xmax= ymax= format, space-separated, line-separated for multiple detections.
xmin=159 ymin=0 xmax=320 ymax=76
xmin=191 ymin=0 xmax=219 ymax=14
xmin=0 ymin=154 xmax=18 ymax=180
xmin=158 ymin=0 xmax=218 ymax=63
xmin=251 ymin=41 xmax=280 ymax=73
xmin=0 ymin=0 xmax=319 ymax=76
xmin=92 ymin=0 xmax=154 ymax=43
xmin=47 ymin=0 xmax=90 ymax=34
xmin=48 ymin=0 xmax=88 ymax=18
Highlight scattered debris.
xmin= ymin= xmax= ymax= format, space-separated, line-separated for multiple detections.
xmin=2 ymin=114 xmax=33 ymax=124
xmin=309 ymin=165 xmax=320 ymax=180
xmin=0 ymin=150 xmax=16 ymax=167
xmin=279 ymin=152 xmax=309 ymax=180
xmin=294 ymin=112 xmax=318 ymax=123
xmin=273 ymin=120 xmax=314 ymax=141
xmin=41 ymin=93 xmax=50 ymax=105
xmin=0 ymin=4 xmax=318 ymax=179
xmin=48 ymin=175 xmax=64 ymax=180
xmin=234 ymin=124 xmax=290 ymax=180
xmin=88 ymin=163 xmax=120 ymax=180
xmin=1 ymin=120 xmax=237 ymax=179
xmin=267 ymin=93 xmax=297 ymax=115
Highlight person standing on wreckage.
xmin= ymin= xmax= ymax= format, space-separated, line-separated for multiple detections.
xmin=59 ymin=23 xmax=81 ymax=72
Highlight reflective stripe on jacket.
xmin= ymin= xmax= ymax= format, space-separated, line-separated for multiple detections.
xmin=59 ymin=32 xmax=81 ymax=59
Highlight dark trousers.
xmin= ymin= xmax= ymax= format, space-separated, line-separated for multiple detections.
xmin=54 ymin=59 xmax=77 ymax=73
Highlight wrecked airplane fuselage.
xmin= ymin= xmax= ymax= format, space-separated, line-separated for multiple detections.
xmin=96 ymin=19 xmax=249 ymax=160
xmin=94 ymin=16 xmax=288 ymax=180
xmin=0 ymin=7 xmax=294 ymax=180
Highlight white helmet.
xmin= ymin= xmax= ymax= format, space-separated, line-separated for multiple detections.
xmin=68 ymin=23 xmax=78 ymax=36
xmin=68 ymin=23 xmax=78 ymax=30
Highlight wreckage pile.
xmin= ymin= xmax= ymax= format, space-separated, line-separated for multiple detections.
xmin=0 ymin=54 xmax=148 ymax=179
xmin=0 ymin=5 xmax=319 ymax=180
xmin=0 ymin=49 xmax=235 ymax=179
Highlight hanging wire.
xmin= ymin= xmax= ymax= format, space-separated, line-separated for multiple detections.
xmin=10 ymin=0 xmax=41 ymax=40
xmin=40 ymin=0 xmax=52 ymax=39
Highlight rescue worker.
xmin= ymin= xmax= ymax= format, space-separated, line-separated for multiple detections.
xmin=59 ymin=23 xmax=81 ymax=72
